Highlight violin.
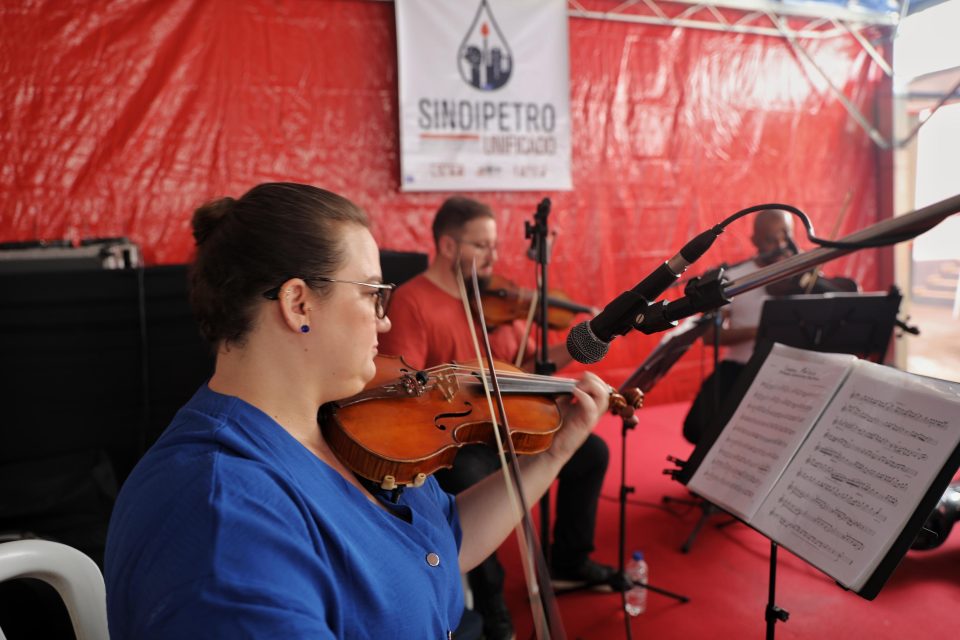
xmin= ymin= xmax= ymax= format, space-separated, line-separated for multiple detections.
xmin=476 ymin=274 xmax=593 ymax=330
xmin=320 ymin=354 xmax=642 ymax=490
xmin=766 ymin=270 xmax=860 ymax=296
xmin=765 ymin=195 xmax=860 ymax=296
xmin=329 ymin=262 xmax=630 ymax=639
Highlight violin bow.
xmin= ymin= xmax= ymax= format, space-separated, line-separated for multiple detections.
xmin=514 ymin=278 xmax=539 ymax=367
xmin=455 ymin=259 xmax=567 ymax=640
xmin=803 ymin=190 xmax=852 ymax=293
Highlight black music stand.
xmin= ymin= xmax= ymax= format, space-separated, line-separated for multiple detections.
xmin=755 ymin=287 xmax=903 ymax=363
xmin=666 ymin=289 xmax=906 ymax=550
xmin=671 ymin=289 xmax=904 ymax=471
xmin=673 ymin=338 xmax=960 ymax=639
xmin=673 ymin=289 xmax=904 ymax=492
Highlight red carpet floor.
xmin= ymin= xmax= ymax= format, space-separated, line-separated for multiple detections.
xmin=497 ymin=402 xmax=960 ymax=639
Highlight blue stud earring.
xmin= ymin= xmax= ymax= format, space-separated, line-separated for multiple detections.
xmin=300 ymin=324 xmax=310 ymax=333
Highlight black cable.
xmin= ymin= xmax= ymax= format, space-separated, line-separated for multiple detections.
xmin=717 ymin=203 xmax=936 ymax=251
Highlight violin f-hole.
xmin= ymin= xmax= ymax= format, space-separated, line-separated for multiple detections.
xmin=434 ymin=403 xmax=473 ymax=431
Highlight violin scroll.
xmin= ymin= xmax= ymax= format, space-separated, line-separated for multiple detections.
xmin=608 ymin=386 xmax=643 ymax=422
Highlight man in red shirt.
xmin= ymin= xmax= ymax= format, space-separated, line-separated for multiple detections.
xmin=379 ymin=197 xmax=617 ymax=640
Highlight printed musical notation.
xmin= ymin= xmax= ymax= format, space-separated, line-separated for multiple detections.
xmin=831 ymin=419 xmax=929 ymax=461
xmin=838 ymin=403 xmax=940 ymax=447
xmin=700 ymin=469 xmax=755 ymax=499
xmin=687 ymin=343 xmax=960 ymax=592
xmin=795 ymin=468 xmax=887 ymax=521
xmin=688 ymin=345 xmax=854 ymax=520
xmin=752 ymin=357 xmax=960 ymax=590
xmin=767 ymin=512 xmax=853 ymax=566
xmin=784 ymin=481 xmax=877 ymax=536
xmin=804 ymin=456 xmax=899 ymax=505
xmin=848 ymin=391 xmax=950 ymax=429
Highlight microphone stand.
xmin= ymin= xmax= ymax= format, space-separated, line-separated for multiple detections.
xmin=647 ymin=194 xmax=960 ymax=638
xmin=525 ymin=198 xmax=556 ymax=558
xmin=523 ymin=201 xmax=690 ymax=628
xmin=633 ymin=194 xmax=960 ymax=335
xmin=614 ymin=399 xmax=690 ymax=640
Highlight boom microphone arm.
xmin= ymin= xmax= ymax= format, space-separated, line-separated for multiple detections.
xmin=634 ymin=193 xmax=960 ymax=335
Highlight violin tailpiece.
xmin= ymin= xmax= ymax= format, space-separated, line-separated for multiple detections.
xmin=398 ymin=372 xmax=428 ymax=397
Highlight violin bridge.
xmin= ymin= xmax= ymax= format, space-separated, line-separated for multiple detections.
xmin=434 ymin=371 xmax=459 ymax=402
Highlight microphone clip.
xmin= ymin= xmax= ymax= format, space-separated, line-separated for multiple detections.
xmin=525 ymin=198 xmax=552 ymax=264
xmin=632 ymin=267 xmax=732 ymax=335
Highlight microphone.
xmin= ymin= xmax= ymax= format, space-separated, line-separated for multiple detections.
xmin=567 ymin=226 xmax=722 ymax=364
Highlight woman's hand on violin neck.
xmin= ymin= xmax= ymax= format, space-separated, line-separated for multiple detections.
xmin=547 ymin=372 xmax=609 ymax=462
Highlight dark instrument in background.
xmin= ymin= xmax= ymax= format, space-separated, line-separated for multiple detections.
xmin=765 ymin=269 xmax=860 ymax=296
xmin=765 ymin=194 xmax=860 ymax=296
xmin=476 ymin=273 xmax=593 ymax=330
xmin=912 ymin=481 xmax=960 ymax=550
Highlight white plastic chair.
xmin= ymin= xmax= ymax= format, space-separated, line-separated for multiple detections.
xmin=0 ymin=539 xmax=109 ymax=640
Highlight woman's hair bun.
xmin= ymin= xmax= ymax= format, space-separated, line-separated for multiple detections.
xmin=191 ymin=197 xmax=236 ymax=245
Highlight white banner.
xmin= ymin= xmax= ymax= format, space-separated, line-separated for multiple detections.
xmin=395 ymin=0 xmax=572 ymax=191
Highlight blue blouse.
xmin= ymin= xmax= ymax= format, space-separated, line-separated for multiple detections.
xmin=105 ymin=384 xmax=464 ymax=639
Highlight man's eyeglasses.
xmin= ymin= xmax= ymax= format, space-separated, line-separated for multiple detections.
xmin=458 ymin=239 xmax=498 ymax=254
xmin=262 ymin=278 xmax=396 ymax=319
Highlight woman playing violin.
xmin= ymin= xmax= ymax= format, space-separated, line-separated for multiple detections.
xmin=104 ymin=183 xmax=611 ymax=639
xmin=379 ymin=196 xmax=620 ymax=640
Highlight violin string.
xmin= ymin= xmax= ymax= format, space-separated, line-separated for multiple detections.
xmin=445 ymin=373 xmax=575 ymax=393
xmin=376 ymin=364 xmax=624 ymax=406
xmin=425 ymin=363 xmax=577 ymax=385
xmin=384 ymin=364 xmax=581 ymax=398
xmin=423 ymin=362 xmax=572 ymax=381
xmin=388 ymin=372 xmax=627 ymax=408
xmin=436 ymin=365 xmax=625 ymax=402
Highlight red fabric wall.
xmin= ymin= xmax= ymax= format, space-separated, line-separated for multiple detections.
xmin=0 ymin=0 xmax=892 ymax=403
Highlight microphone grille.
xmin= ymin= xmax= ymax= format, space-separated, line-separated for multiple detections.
xmin=566 ymin=321 xmax=610 ymax=364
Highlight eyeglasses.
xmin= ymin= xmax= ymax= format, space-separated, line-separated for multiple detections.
xmin=262 ymin=278 xmax=396 ymax=319
xmin=458 ymin=239 xmax=498 ymax=254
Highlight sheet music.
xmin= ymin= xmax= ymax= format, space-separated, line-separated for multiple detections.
xmin=753 ymin=361 xmax=960 ymax=590
xmin=687 ymin=344 xmax=856 ymax=520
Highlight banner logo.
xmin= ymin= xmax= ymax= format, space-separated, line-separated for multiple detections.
xmin=457 ymin=0 xmax=512 ymax=91
xmin=396 ymin=0 xmax=570 ymax=190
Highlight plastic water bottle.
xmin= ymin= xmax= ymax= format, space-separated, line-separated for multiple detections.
xmin=625 ymin=550 xmax=648 ymax=616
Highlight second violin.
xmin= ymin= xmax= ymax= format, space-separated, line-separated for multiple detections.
xmin=475 ymin=274 xmax=594 ymax=330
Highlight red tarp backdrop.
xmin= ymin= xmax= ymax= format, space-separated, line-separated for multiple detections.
xmin=0 ymin=0 xmax=891 ymax=403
